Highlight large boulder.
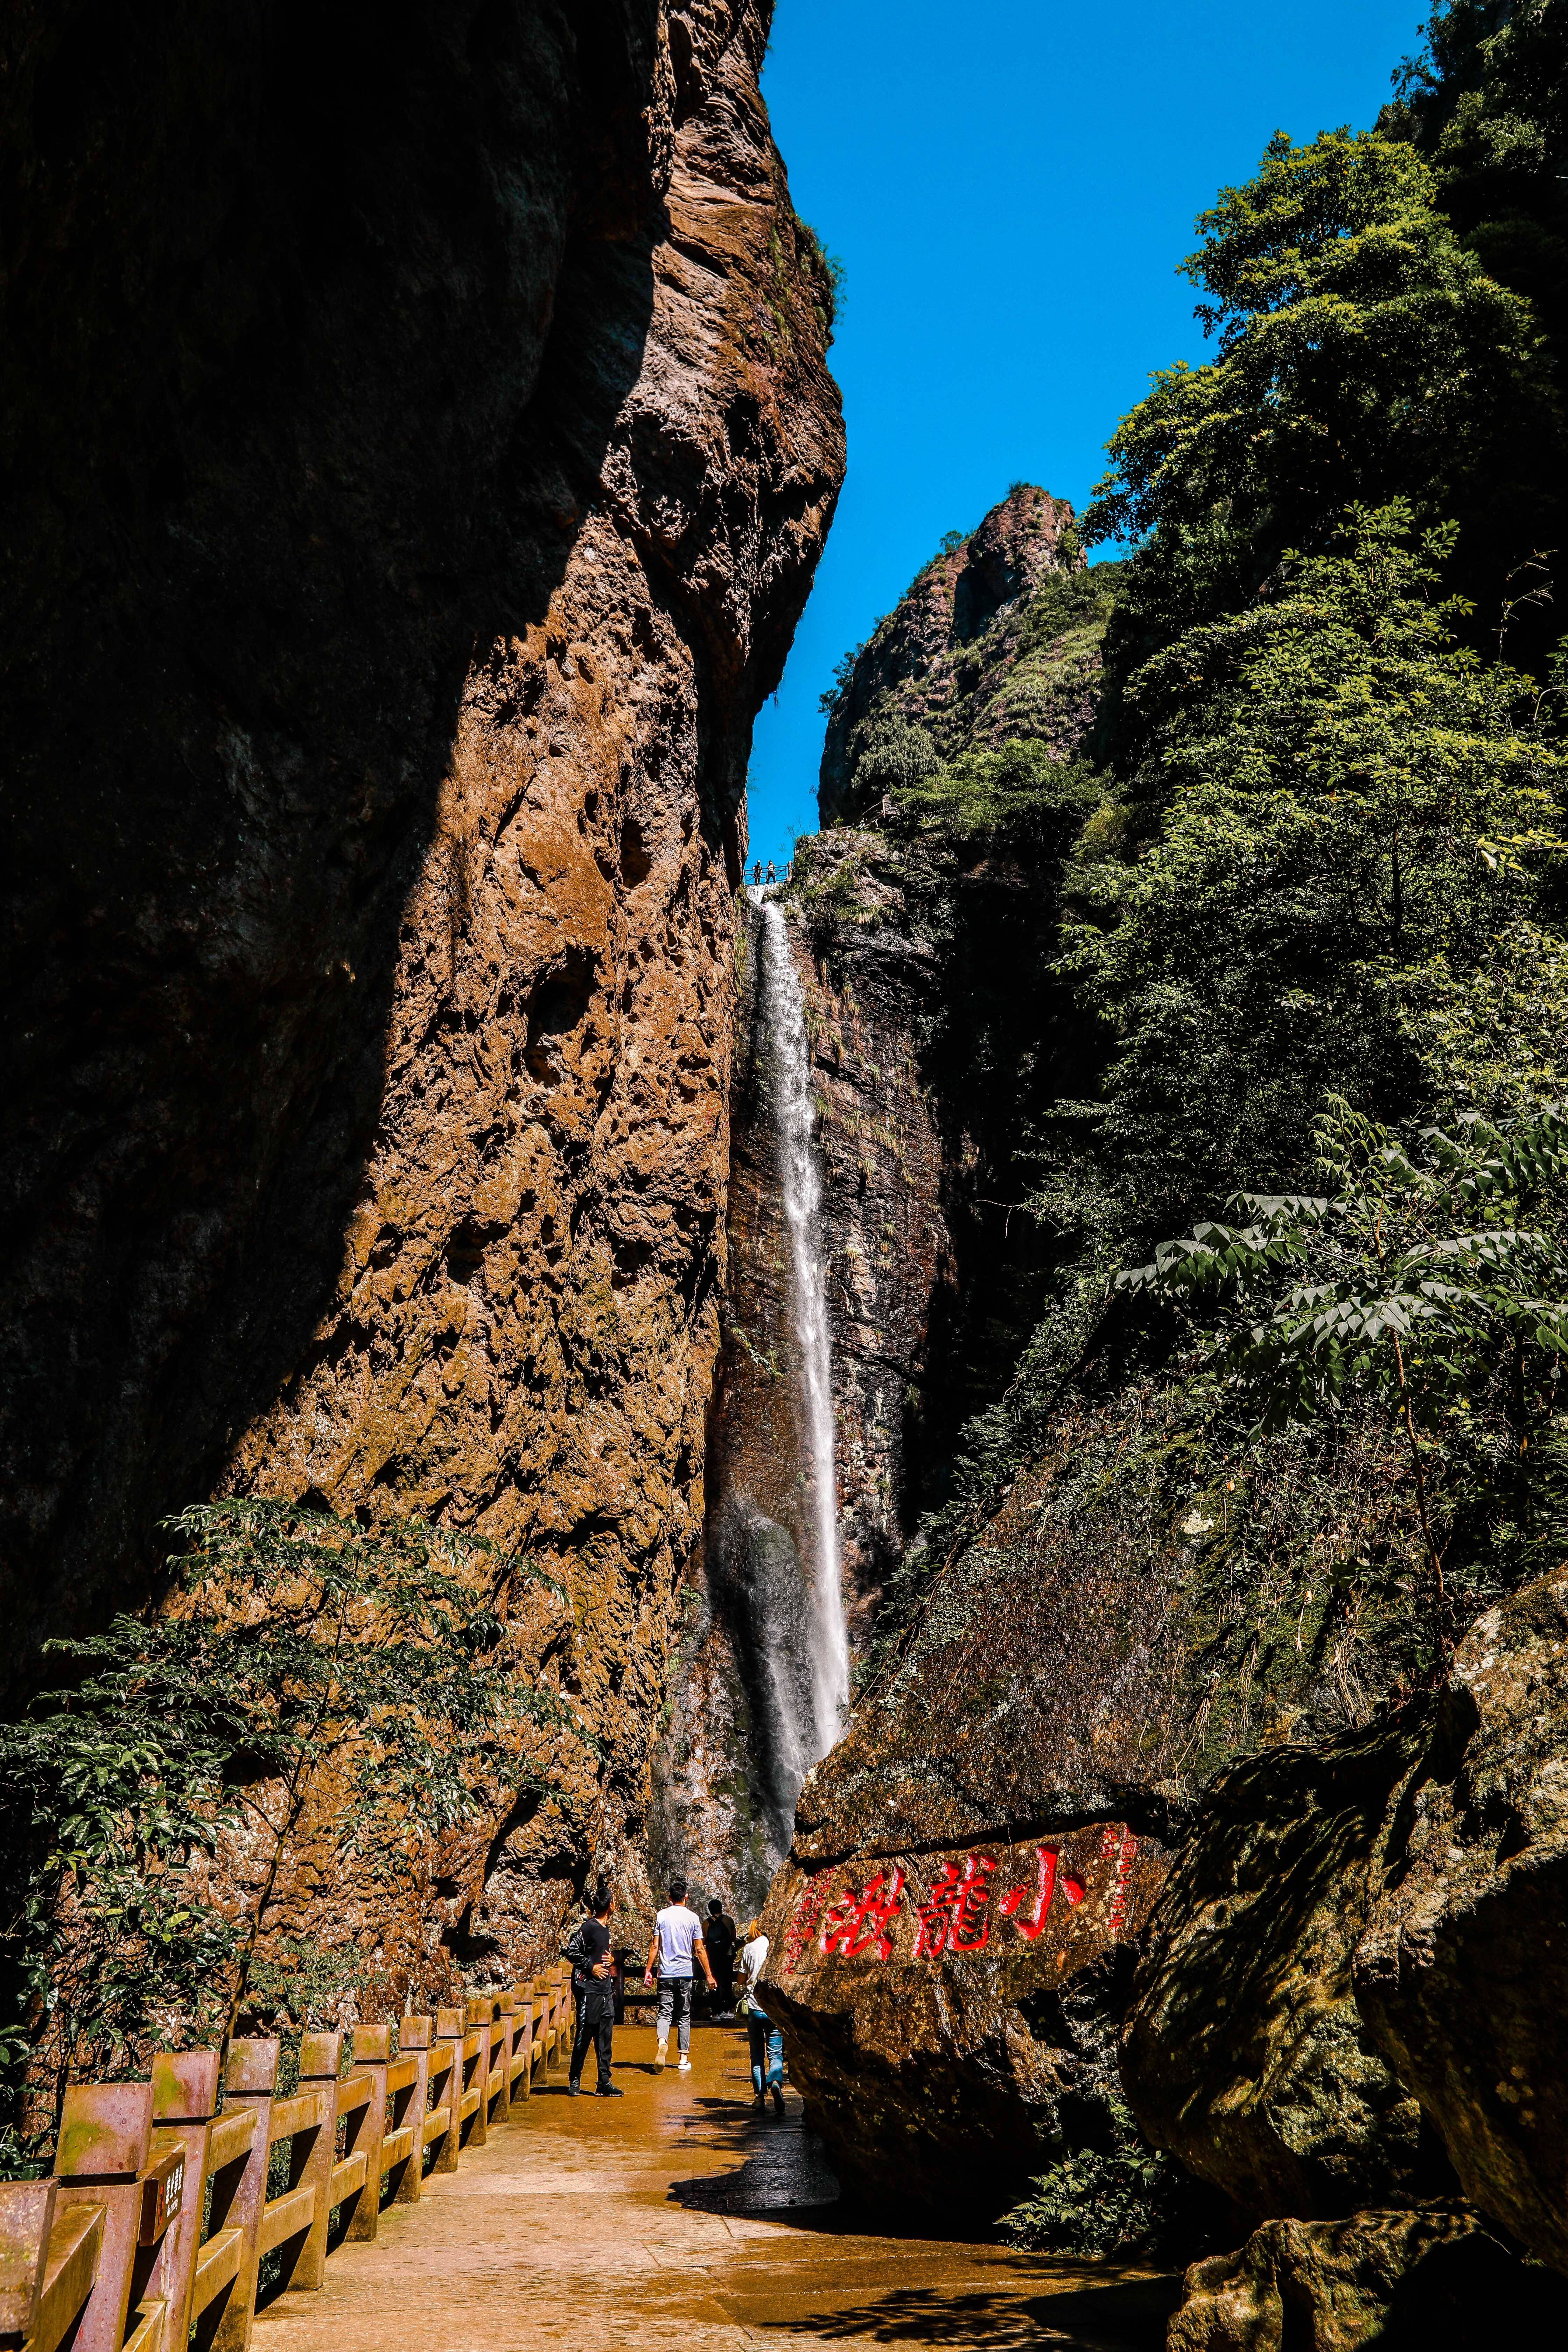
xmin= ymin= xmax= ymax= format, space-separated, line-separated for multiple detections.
xmin=1168 ymin=2204 xmax=1568 ymax=2351
xmin=1120 ymin=1713 xmax=1451 ymax=2218
xmin=1354 ymin=1566 xmax=1568 ymax=2275
xmin=762 ymin=1815 xmax=1168 ymax=2220
xmin=1125 ymin=1564 xmax=1568 ymax=2275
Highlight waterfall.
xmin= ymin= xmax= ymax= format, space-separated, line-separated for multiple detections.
xmin=754 ymin=891 xmax=850 ymax=1767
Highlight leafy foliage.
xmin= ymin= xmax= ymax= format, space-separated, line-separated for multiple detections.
xmin=1065 ymin=503 xmax=1568 ymax=1218
xmin=1120 ymin=1093 xmax=1568 ymax=1603
xmin=791 ymin=214 xmax=846 ymax=342
xmin=893 ymin=742 xmax=1102 ymax=852
xmin=0 ymin=1500 xmax=569 ymax=2162
xmin=998 ymin=2091 xmax=1174 ymax=2259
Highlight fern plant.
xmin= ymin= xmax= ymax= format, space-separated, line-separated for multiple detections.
xmin=1119 ymin=1095 xmax=1568 ymax=1599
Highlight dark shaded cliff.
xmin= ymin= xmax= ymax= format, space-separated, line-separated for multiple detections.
xmin=0 ymin=0 xmax=842 ymax=1973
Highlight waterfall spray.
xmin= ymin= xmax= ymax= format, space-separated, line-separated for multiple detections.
xmin=755 ymin=892 xmax=850 ymax=1765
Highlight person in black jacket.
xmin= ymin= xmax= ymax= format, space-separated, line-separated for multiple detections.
xmin=567 ymin=1884 xmax=621 ymax=2096
xmin=704 ymin=1897 xmax=737 ymax=2017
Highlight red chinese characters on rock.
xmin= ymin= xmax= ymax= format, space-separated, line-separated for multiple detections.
xmin=913 ymin=1852 xmax=996 ymax=1958
xmin=782 ymin=1876 xmax=832 ymax=1975
xmin=1102 ymin=1824 xmax=1140 ymax=1939
xmin=819 ymin=1867 xmax=907 ymax=1961
xmin=998 ymin=1844 xmax=1085 ymax=1940
xmin=793 ymin=1827 xmax=1133 ymax=1972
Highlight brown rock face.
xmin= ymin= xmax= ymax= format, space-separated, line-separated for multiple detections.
xmin=1353 ymin=1567 xmax=1568 ymax=2276
xmin=1125 ymin=1566 xmax=1568 ymax=2278
xmin=1168 ymin=2205 xmax=1568 ymax=2352
xmin=1120 ymin=1715 xmax=1449 ymax=2221
xmin=0 ymin=0 xmax=842 ymax=1969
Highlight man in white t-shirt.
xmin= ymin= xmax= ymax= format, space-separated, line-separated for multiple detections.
xmin=642 ymin=1871 xmax=716 ymax=2072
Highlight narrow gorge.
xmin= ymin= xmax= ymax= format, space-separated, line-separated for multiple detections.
xmin=6 ymin=7 xmax=1568 ymax=2348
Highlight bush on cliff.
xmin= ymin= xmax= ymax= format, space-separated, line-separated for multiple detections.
xmin=0 ymin=1500 xmax=568 ymax=2164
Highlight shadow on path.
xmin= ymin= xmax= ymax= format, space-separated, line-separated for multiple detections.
xmin=749 ymin=2280 xmax=1181 ymax=2347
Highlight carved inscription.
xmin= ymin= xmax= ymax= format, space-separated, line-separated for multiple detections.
xmin=784 ymin=1829 xmax=1138 ymax=1975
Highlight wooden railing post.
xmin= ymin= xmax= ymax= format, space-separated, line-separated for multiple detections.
xmin=0 ymin=2179 xmax=60 ymax=2348
xmin=461 ymin=2003 xmax=490 ymax=2150
xmin=343 ymin=2030 xmax=389 ymax=2242
xmin=522 ymin=1975 xmax=540 ymax=2107
xmin=286 ymin=2035 xmax=341 ymax=2291
xmin=488 ymin=1997 xmax=513 ymax=2127
xmin=380 ymin=2030 xmax=426 ymax=2209
xmin=51 ymin=2082 xmax=156 ymax=2352
xmin=149 ymin=2050 xmax=222 ymax=2347
xmin=429 ymin=2012 xmax=464 ymax=2175
xmin=209 ymin=2039 xmax=277 ymax=2352
xmin=394 ymin=2019 xmax=436 ymax=2197
xmin=503 ymin=1990 xmax=527 ymax=2109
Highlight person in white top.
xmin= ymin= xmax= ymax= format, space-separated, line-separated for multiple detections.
xmin=737 ymin=1918 xmax=784 ymax=2113
xmin=642 ymin=1870 xmax=716 ymax=2072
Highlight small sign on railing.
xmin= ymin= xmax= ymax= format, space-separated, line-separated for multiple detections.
xmin=135 ymin=2152 xmax=184 ymax=2249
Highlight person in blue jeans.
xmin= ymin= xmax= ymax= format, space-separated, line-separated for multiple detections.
xmin=738 ymin=1917 xmax=784 ymax=2114
xmin=642 ymin=1871 xmax=715 ymax=2071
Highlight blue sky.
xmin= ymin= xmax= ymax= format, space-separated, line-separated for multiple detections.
xmin=744 ymin=0 xmax=1428 ymax=872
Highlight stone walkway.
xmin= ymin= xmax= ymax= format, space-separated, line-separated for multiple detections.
xmin=253 ymin=2019 xmax=1177 ymax=2350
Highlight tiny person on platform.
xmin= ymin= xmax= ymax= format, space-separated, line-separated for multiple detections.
xmin=643 ymin=1871 xmax=716 ymax=2071
xmin=568 ymin=1882 xmax=621 ymax=2097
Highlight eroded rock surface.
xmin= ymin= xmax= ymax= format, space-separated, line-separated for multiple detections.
xmin=760 ymin=1822 xmax=1165 ymax=2218
xmin=1354 ymin=1566 xmax=1568 ymax=2275
xmin=1168 ymin=2204 xmax=1568 ymax=2352
xmin=1120 ymin=1715 xmax=1450 ymax=2220
xmin=755 ymin=1462 xmax=1185 ymax=2216
xmin=1126 ymin=1565 xmax=1568 ymax=2278
xmin=0 ymin=0 xmax=842 ymax=1980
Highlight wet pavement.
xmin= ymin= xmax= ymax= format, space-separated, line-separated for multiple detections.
xmin=253 ymin=2021 xmax=1179 ymax=2349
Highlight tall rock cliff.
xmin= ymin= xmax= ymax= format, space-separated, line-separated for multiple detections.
xmin=0 ymin=0 xmax=842 ymax=1975
xmin=819 ymin=483 xmax=1101 ymax=825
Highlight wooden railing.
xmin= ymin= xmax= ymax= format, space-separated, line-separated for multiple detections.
xmin=0 ymin=1967 xmax=573 ymax=2352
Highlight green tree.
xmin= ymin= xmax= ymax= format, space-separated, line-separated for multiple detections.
xmin=0 ymin=1500 xmax=570 ymax=2159
xmin=894 ymin=740 xmax=1101 ymax=852
xmin=1064 ymin=504 xmax=1568 ymax=1217
xmin=1084 ymin=126 xmax=1546 ymax=756
xmin=1380 ymin=2 xmax=1568 ymax=674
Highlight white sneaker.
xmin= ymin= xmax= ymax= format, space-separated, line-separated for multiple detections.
xmin=654 ymin=2040 xmax=667 ymax=2071
xmin=677 ymin=2055 xmax=692 ymax=2073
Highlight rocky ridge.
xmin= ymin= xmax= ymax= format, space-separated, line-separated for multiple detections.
xmin=818 ymin=482 xmax=1110 ymax=825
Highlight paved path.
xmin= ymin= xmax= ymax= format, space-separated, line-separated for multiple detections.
xmin=253 ymin=2019 xmax=1177 ymax=2350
